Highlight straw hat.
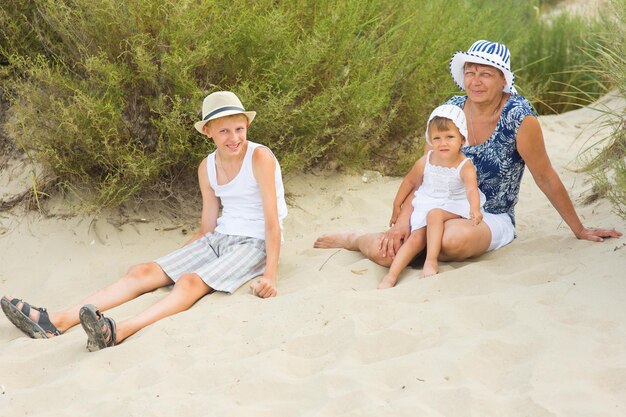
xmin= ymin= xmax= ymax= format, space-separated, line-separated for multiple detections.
xmin=194 ymin=91 xmax=256 ymax=134
xmin=425 ymin=104 xmax=468 ymax=146
xmin=449 ymin=40 xmax=517 ymax=95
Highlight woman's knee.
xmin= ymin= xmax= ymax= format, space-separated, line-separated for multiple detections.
xmin=441 ymin=228 xmax=473 ymax=259
xmin=363 ymin=245 xmax=393 ymax=267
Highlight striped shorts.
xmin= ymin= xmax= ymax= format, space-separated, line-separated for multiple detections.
xmin=155 ymin=232 xmax=266 ymax=293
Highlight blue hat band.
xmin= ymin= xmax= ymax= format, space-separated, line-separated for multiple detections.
xmin=203 ymin=106 xmax=245 ymax=121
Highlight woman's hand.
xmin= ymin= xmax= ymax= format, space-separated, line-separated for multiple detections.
xmin=379 ymin=223 xmax=411 ymax=259
xmin=575 ymin=226 xmax=622 ymax=242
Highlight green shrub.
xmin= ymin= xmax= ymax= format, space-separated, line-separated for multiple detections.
xmin=0 ymin=0 xmax=614 ymax=210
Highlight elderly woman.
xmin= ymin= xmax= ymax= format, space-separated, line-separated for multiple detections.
xmin=314 ymin=40 xmax=621 ymax=267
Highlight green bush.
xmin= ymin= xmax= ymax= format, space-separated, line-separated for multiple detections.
xmin=0 ymin=0 xmax=614 ymax=210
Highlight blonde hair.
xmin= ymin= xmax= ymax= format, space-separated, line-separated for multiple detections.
xmin=203 ymin=113 xmax=249 ymax=132
xmin=428 ymin=116 xmax=466 ymax=140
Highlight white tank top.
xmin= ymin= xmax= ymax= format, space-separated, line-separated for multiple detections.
xmin=207 ymin=141 xmax=288 ymax=240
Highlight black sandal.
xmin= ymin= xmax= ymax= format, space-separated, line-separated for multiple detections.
xmin=1 ymin=297 xmax=62 ymax=339
xmin=79 ymin=304 xmax=117 ymax=352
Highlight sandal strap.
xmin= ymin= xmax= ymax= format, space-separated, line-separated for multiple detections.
xmin=11 ymin=299 xmax=61 ymax=336
xmin=104 ymin=317 xmax=117 ymax=347
xmin=38 ymin=309 xmax=62 ymax=336
xmin=93 ymin=308 xmax=116 ymax=347
xmin=10 ymin=298 xmax=31 ymax=318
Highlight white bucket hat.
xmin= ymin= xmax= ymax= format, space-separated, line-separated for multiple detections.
xmin=194 ymin=91 xmax=256 ymax=134
xmin=425 ymin=104 xmax=468 ymax=146
xmin=449 ymin=40 xmax=518 ymax=95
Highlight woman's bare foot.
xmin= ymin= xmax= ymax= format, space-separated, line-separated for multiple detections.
xmin=421 ymin=260 xmax=439 ymax=278
xmin=378 ymin=273 xmax=398 ymax=289
xmin=313 ymin=232 xmax=359 ymax=250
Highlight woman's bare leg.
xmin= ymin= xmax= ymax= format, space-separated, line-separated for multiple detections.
xmin=313 ymin=213 xmax=492 ymax=271
xmin=438 ymin=218 xmax=492 ymax=261
xmin=314 ymin=232 xmax=393 ymax=267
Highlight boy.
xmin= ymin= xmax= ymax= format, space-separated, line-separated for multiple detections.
xmin=2 ymin=91 xmax=287 ymax=351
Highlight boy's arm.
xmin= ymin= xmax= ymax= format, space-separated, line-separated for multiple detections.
xmin=185 ymin=158 xmax=220 ymax=245
xmin=460 ymin=160 xmax=482 ymax=226
xmin=250 ymin=147 xmax=282 ymax=298
xmin=390 ymin=156 xmax=425 ymax=226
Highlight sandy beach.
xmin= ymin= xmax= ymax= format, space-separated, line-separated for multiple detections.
xmin=0 ymin=92 xmax=624 ymax=416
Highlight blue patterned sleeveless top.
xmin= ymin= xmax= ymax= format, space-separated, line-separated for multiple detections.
xmin=446 ymin=95 xmax=536 ymax=225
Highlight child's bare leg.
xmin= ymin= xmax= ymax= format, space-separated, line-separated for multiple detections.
xmin=113 ymin=273 xmax=212 ymax=343
xmin=379 ymin=229 xmax=426 ymax=289
xmin=423 ymin=210 xmax=461 ymax=278
xmin=49 ymin=262 xmax=173 ymax=333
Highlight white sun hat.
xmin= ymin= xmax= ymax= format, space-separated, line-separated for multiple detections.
xmin=449 ymin=40 xmax=518 ymax=95
xmin=425 ymin=104 xmax=468 ymax=146
xmin=194 ymin=91 xmax=256 ymax=134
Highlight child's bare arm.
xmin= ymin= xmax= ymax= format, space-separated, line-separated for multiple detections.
xmin=251 ymin=147 xmax=282 ymax=298
xmin=186 ymin=158 xmax=220 ymax=245
xmin=390 ymin=178 xmax=414 ymax=226
xmin=390 ymin=157 xmax=425 ymax=226
xmin=460 ymin=161 xmax=482 ymax=226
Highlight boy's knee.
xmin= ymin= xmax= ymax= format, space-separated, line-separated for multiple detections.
xmin=175 ymin=274 xmax=210 ymax=293
xmin=126 ymin=262 xmax=159 ymax=278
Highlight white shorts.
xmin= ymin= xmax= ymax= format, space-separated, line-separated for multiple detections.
xmin=483 ymin=212 xmax=516 ymax=251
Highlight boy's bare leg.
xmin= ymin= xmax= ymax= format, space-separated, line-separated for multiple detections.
xmin=47 ymin=262 xmax=173 ymax=333
xmin=114 ymin=273 xmax=212 ymax=343
xmin=379 ymin=229 xmax=426 ymax=289
xmin=423 ymin=210 xmax=462 ymax=278
xmin=314 ymin=232 xmax=393 ymax=267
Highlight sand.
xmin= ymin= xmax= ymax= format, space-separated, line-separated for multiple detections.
xmin=0 ymin=92 xmax=624 ymax=416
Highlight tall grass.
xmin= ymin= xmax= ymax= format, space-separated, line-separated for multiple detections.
xmin=0 ymin=0 xmax=615 ymax=210
xmin=578 ymin=0 xmax=626 ymax=219
xmin=516 ymin=12 xmax=610 ymax=114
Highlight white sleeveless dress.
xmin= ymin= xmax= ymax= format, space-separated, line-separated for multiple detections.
xmin=410 ymin=151 xmax=486 ymax=231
